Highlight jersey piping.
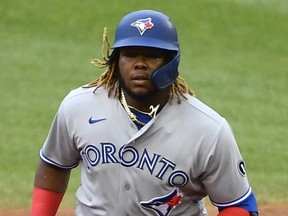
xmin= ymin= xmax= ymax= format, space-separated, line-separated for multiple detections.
xmin=211 ymin=186 xmax=252 ymax=207
xmin=40 ymin=149 xmax=79 ymax=169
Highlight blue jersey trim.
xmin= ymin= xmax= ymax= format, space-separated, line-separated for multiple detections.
xmin=211 ymin=187 xmax=252 ymax=207
xmin=228 ymin=190 xmax=258 ymax=212
xmin=212 ymin=187 xmax=258 ymax=212
xmin=40 ymin=149 xmax=79 ymax=169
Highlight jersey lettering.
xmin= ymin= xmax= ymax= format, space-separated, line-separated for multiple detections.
xmin=101 ymin=142 xmax=119 ymax=164
xmin=168 ymin=170 xmax=189 ymax=187
xmin=81 ymin=143 xmax=189 ymax=186
xmin=120 ymin=145 xmax=139 ymax=167
xmin=137 ymin=149 xmax=161 ymax=174
xmin=155 ymin=157 xmax=176 ymax=180
xmin=82 ymin=145 xmax=101 ymax=167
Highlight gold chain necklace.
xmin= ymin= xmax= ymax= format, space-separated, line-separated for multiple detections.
xmin=120 ymin=89 xmax=160 ymax=126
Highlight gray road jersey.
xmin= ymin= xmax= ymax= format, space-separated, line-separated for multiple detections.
xmin=40 ymin=86 xmax=250 ymax=216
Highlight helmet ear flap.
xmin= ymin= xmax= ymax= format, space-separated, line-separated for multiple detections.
xmin=151 ymin=52 xmax=180 ymax=89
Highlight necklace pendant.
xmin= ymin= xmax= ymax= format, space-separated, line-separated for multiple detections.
xmin=149 ymin=104 xmax=160 ymax=118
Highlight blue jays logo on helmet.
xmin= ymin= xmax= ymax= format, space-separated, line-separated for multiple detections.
xmin=130 ymin=17 xmax=154 ymax=35
xmin=140 ymin=188 xmax=183 ymax=216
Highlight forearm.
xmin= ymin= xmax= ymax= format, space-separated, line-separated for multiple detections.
xmin=31 ymin=186 xmax=64 ymax=216
xmin=218 ymin=207 xmax=249 ymax=216
xmin=31 ymin=160 xmax=71 ymax=215
xmin=218 ymin=207 xmax=259 ymax=216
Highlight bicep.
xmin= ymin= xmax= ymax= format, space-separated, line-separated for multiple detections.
xmin=34 ymin=159 xmax=71 ymax=194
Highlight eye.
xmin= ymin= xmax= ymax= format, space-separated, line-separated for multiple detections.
xmin=145 ymin=53 xmax=164 ymax=59
xmin=121 ymin=51 xmax=136 ymax=58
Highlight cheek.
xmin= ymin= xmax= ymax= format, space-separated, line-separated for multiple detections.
xmin=118 ymin=60 xmax=129 ymax=77
xmin=118 ymin=60 xmax=131 ymax=85
xmin=151 ymin=58 xmax=166 ymax=71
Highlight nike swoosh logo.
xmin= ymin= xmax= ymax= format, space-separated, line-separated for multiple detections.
xmin=88 ymin=117 xmax=107 ymax=124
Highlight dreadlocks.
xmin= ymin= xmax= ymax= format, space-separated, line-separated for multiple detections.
xmin=87 ymin=27 xmax=195 ymax=103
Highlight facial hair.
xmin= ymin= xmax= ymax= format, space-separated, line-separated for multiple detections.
xmin=118 ymin=70 xmax=160 ymax=101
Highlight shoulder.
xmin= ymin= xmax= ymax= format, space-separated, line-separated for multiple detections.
xmin=64 ymin=85 xmax=104 ymax=100
xmin=163 ymin=94 xmax=231 ymax=146
xmin=61 ymin=85 xmax=107 ymax=104
xmin=181 ymin=94 xmax=226 ymax=126
xmin=58 ymin=85 xmax=110 ymax=114
xmin=183 ymin=95 xmax=236 ymax=148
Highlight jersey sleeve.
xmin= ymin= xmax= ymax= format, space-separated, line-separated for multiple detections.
xmin=40 ymin=100 xmax=80 ymax=169
xmin=201 ymin=119 xmax=251 ymax=207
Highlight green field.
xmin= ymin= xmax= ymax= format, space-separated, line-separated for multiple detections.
xmin=0 ymin=0 xmax=287 ymax=209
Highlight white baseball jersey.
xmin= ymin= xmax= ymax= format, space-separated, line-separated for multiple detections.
xmin=40 ymin=86 xmax=251 ymax=216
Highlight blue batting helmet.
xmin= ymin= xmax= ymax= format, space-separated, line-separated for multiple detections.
xmin=113 ymin=10 xmax=180 ymax=89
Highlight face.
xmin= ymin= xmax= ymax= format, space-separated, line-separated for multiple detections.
xmin=118 ymin=46 xmax=168 ymax=100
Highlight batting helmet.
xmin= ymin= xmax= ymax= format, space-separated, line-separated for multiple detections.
xmin=113 ymin=10 xmax=180 ymax=89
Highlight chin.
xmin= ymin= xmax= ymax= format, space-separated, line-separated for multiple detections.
xmin=126 ymin=86 xmax=158 ymax=100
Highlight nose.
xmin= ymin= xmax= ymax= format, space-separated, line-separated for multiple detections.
xmin=134 ymin=56 xmax=148 ymax=70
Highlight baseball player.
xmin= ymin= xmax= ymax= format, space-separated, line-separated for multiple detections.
xmin=31 ymin=10 xmax=259 ymax=216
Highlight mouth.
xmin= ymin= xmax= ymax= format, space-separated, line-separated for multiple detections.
xmin=131 ymin=74 xmax=149 ymax=80
xmin=131 ymin=74 xmax=150 ymax=85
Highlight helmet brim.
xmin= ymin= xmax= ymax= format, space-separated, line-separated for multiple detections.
xmin=112 ymin=37 xmax=179 ymax=51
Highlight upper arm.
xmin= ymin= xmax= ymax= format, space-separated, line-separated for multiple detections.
xmin=203 ymin=122 xmax=250 ymax=203
xmin=34 ymin=159 xmax=71 ymax=194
